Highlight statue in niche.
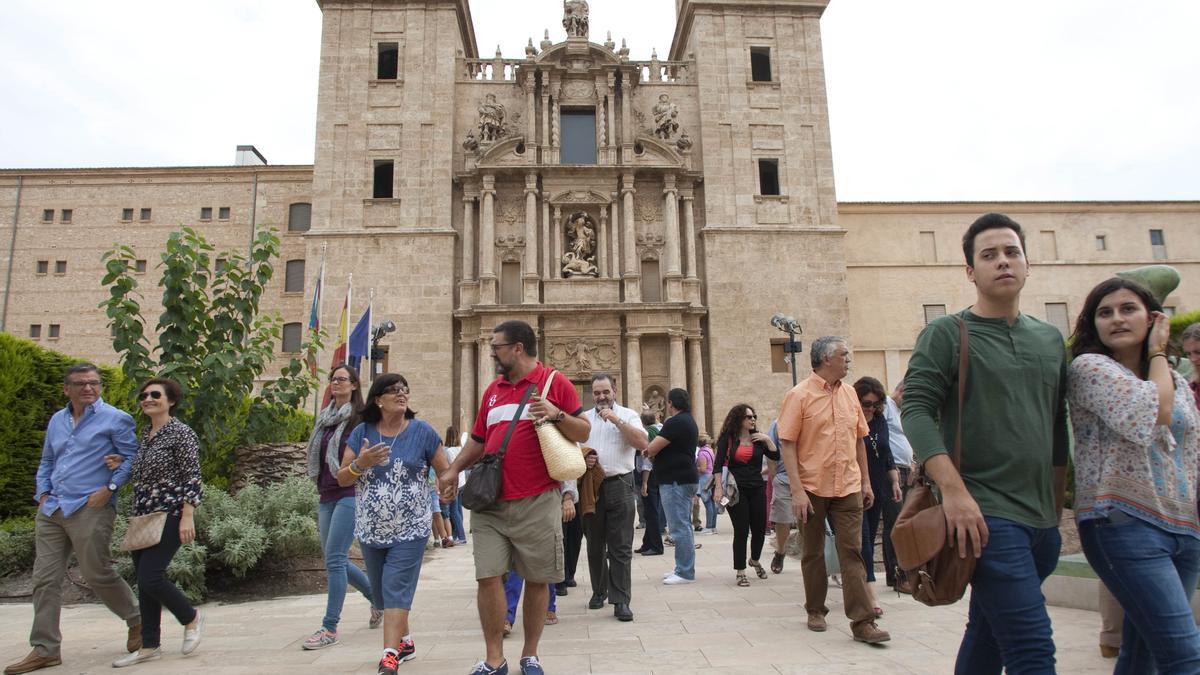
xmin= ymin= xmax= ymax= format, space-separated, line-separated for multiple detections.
xmin=477 ymin=93 xmax=506 ymax=142
xmin=560 ymin=211 xmax=598 ymax=277
xmin=566 ymin=340 xmax=596 ymax=371
xmin=653 ymin=93 xmax=679 ymax=140
xmin=563 ymin=0 xmax=589 ymax=39
xmin=643 ymin=387 xmax=666 ymax=422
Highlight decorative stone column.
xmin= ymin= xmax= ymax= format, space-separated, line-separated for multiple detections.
xmin=669 ymin=331 xmax=686 ymax=390
xmin=479 ymin=175 xmax=497 ymax=304
xmin=597 ymin=207 xmax=608 ymax=279
xmin=625 ymin=333 xmax=643 ymax=410
xmin=540 ymin=70 xmax=551 ymax=163
xmin=687 ymin=335 xmax=707 ymax=434
xmin=541 ymin=197 xmax=551 ymax=278
xmin=461 ymin=191 xmax=477 ymax=281
xmin=523 ymin=172 xmax=540 ymax=302
xmin=459 ymin=338 xmax=476 ymax=433
xmin=621 ymin=173 xmax=639 ymax=300
xmin=681 ymin=187 xmax=697 ymax=279
xmin=606 ymin=73 xmax=617 ymax=163
xmin=620 ymin=72 xmax=633 ymax=163
xmin=477 ymin=336 xmax=493 ymax=401
xmin=551 ymin=205 xmax=563 ymax=279
xmin=609 ymin=194 xmax=620 ymax=278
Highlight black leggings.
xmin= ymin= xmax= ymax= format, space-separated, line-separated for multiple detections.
xmin=726 ymin=483 xmax=767 ymax=570
xmin=131 ymin=513 xmax=197 ymax=649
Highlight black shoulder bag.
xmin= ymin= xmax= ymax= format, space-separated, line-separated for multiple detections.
xmin=461 ymin=384 xmax=536 ymax=512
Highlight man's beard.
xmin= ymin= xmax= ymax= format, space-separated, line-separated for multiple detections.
xmin=595 ymin=400 xmax=613 ymax=410
xmin=494 ymin=358 xmax=512 ymax=376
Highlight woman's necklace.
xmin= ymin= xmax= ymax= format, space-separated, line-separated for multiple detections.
xmin=867 ymin=427 xmax=879 ymax=459
xmin=377 ymin=417 xmax=408 ymax=453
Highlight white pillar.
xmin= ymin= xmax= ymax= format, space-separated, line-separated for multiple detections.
xmin=480 ymin=176 xmax=496 ymax=279
xmin=552 ymin=205 xmax=562 ymax=279
xmin=669 ymin=331 xmax=686 ymax=390
xmin=621 ymin=175 xmax=636 ymax=276
xmin=459 ymin=339 xmax=475 ymax=433
xmin=597 ymin=208 xmax=608 ymax=278
xmin=461 ymin=192 xmax=477 ymax=280
xmin=687 ymin=335 xmax=707 ymax=434
xmin=625 ymin=334 xmax=642 ymax=409
xmin=541 ymin=197 xmax=551 ymax=277
xmin=682 ymin=189 xmax=697 ymax=279
xmin=477 ymin=337 xmax=492 ymax=401
xmin=663 ymin=174 xmax=681 ymax=277
xmin=524 ymin=172 xmax=538 ymax=274
xmin=609 ymin=195 xmax=620 ymax=278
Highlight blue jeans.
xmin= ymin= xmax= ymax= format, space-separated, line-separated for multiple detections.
xmin=318 ymin=496 xmax=375 ymax=632
xmin=659 ymin=482 xmax=698 ymax=580
xmin=955 ymin=516 xmax=1061 ymax=675
xmin=1080 ymin=512 xmax=1200 ymax=674
xmin=504 ymin=569 xmax=556 ymax=624
xmin=440 ymin=494 xmax=466 ymax=541
xmin=698 ymin=480 xmax=717 ymax=530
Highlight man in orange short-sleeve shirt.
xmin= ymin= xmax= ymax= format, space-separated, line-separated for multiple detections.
xmin=776 ymin=336 xmax=889 ymax=644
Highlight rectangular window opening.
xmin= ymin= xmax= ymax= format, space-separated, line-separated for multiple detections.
xmin=135 ymin=259 xmax=147 ymax=273
xmin=923 ymin=304 xmax=947 ymax=325
xmin=1040 ymin=230 xmax=1058 ymax=261
xmin=377 ymin=43 xmax=399 ymax=80
xmin=288 ymin=203 xmax=312 ymax=232
xmin=500 ymin=261 xmax=523 ymax=304
xmin=560 ymin=109 xmax=598 ymax=165
xmin=218 ymin=206 xmax=230 ymax=220
xmin=1046 ymin=302 xmax=1070 ymax=337
xmin=36 ymin=260 xmax=48 ymax=274
xmin=200 ymin=207 xmax=212 ymax=220
xmin=29 ymin=324 xmax=41 ymax=339
xmin=373 ymin=161 xmax=395 ymax=199
xmin=42 ymin=209 xmax=54 ymax=222
xmin=60 ymin=209 xmax=72 ymax=223
xmin=1095 ymin=234 xmax=1107 ymax=251
xmin=140 ymin=208 xmax=152 ymax=221
xmin=281 ymin=323 xmax=302 ymax=353
xmin=48 ymin=324 xmax=61 ymax=339
xmin=1150 ymin=229 xmax=1167 ymax=260
xmin=757 ymin=159 xmax=780 ymax=196
xmin=750 ymin=47 xmax=772 ymax=82
xmin=284 ymin=260 xmax=306 ymax=293
xmin=640 ymin=259 xmax=662 ymax=302
xmin=122 ymin=208 xmax=134 ymax=221
xmin=919 ymin=231 xmax=937 ymax=263
xmin=54 ymin=260 xmax=67 ymax=274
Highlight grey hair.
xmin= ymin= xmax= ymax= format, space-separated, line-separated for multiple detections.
xmin=591 ymin=372 xmax=615 ymax=387
xmin=64 ymin=363 xmax=100 ymax=384
xmin=810 ymin=336 xmax=846 ymax=370
xmin=1183 ymin=323 xmax=1200 ymax=344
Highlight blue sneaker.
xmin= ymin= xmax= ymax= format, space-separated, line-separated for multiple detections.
xmin=469 ymin=659 xmax=508 ymax=675
xmin=519 ymin=656 xmax=545 ymax=675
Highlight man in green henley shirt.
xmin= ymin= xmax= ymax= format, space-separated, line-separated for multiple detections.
xmin=902 ymin=213 xmax=1068 ymax=675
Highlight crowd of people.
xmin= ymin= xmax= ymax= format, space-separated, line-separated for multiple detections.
xmin=7 ymin=213 xmax=1200 ymax=675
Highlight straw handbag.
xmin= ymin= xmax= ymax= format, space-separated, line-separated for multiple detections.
xmin=535 ymin=370 xmax=587 ymax=481
xmin=120 ymin=511 xmax=167 ymax=551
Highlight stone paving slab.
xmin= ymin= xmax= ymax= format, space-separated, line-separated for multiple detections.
xmin=0 ymin=528 xmax=1116 ymax=673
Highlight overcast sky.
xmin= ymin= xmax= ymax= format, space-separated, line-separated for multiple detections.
xmin=1 ymin=0 xmax=1196 ymax=202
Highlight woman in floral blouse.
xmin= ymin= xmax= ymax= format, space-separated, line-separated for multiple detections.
xmin=106 ymin=377 xmax=203 ymax=668
xmin=1069 ymin=277 xmax=1200 ymax=672
xmin=336 ymin=373 xmax=448 ymax=675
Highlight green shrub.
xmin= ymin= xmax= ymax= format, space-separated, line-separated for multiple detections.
xmin=0 ymin=517 xmax=36 ymax=577
xmin=0 ymin=334 xmax=131 ymax=519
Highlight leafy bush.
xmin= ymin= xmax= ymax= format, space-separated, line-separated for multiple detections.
xmin=0 ymin=334 xmax=132 ymax=519
xmin=0 ymin=517 xmax=36 ymax=577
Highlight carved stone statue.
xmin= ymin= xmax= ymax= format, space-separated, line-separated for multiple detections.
xmin=643 ymin=387 xmax=666 ymax=422
xmin=566 ymin=340 xmax=595 ymax=371
xmin=563 ymin=0 xmax=589 ymax=39
xmin=676 ymin=130 xmax=693 ymax=151
xmin=653 ymin=93 xmax=679 ymax=140
xmin=462 ymin=131 xmax=479 ymax=152
xmin=477 ymin=93 xmax=506 ymax=142
xmin=560 ymin=211 xmax=598 ymax=277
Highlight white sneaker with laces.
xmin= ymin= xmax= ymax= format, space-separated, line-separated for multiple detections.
xmin=662 ymin=573 xmax=695 ymax=585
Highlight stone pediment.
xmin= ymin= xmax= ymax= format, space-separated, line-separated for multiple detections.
xmin=548 ymin=189 xmax=610 ymax=205
xmin=476 ymin=136 xmax=530 ymax=167
xmin=535 ymin=40 xmax=622 ymax=70
xmin=632 ymin=135 xmax=685 ymax=168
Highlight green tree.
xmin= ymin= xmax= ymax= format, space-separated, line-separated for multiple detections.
xmin=100 ymin=227 xmax=319 ymax=484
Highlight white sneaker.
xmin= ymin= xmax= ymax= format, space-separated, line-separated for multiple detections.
xmin=662 ymin=573 xmax=695 ymax=585
xmin=181 ymin=611 xmax=204 ymax=655
xmin=662 ymin=571 xmax=674 ymax=579
xmin=113 ymin=648 xmax=161 ymax=668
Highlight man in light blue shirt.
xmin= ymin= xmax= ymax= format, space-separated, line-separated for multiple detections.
xmin=7 ymin=364 xmax=141 ymax=675
xmin=881 ymin=381 xmax=914 ymax=590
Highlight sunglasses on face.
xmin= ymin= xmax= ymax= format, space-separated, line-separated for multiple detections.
xmin=381 ymin=385 xmax=410 ymax=397
xmin=330 ymin=376 xmax=351 ymax=384
xmin=860 ymin=399 xmax=883 ymax=410
xmin=744 ymin=414 xmax=757 ymax=420
xmin=138 ymin=390 xmax=164 ymax=401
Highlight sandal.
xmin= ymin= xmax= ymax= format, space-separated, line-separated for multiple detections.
xmin=736 ymin=571 xmax=750 ymax=587
xmin=749 ymin=560 xmax=767 ymax=579
xmin=770 ymin=552 xmax=785 ymax=574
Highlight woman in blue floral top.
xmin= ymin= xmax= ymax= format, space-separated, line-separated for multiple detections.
xmin=336 ymin=373 xmax=448 ymax=675
xmin=1068 ymin=278 xmax=1200 ymax=673
xmin=105 ymin=377 xmax=203 ymax=668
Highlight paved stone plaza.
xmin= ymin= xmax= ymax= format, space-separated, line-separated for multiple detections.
xmin=0 ymin=528 xmax=1114 ymax=674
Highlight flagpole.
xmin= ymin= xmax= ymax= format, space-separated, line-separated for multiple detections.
xmin=312 ymin=241 xmax=328 ymax=417
xmin=365 ymin=288 xmax=375 ymax=382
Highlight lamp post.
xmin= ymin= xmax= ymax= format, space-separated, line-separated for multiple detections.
xmin=369 ymin=320 xmax=396 ymax=380
xmin=771 ymin=313 xmax=803 ymax=386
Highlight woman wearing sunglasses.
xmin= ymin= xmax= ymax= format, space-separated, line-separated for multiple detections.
xmin=301 ymin=364 xmax=382 ymax=651
xmin=336 ymin=373 xmax=449 ymax=675
xmin=106 ymin=378 xmax=203 ymax=667
xmin=713 ymin=404 xmax=779 ymax=586
xmin=853 ymin=376 xmax=901 ymax=617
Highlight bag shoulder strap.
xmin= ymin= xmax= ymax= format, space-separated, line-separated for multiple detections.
xmin=495 ymin=384 xmax=537 ymax=461
xmin=953 ymin=315 xmax=970 ymax=471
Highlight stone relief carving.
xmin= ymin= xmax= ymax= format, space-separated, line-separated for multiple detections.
xmin=634 ymin=196 xmax=660 ymax=223
xmin=495 ymin=234 xmax=526 ymax=262
xmin=547 ymin=338 xmax=617 ymax=376
xmin=561 ymin=211 xmax=599 ymax=277
xmin=496 ymin=198 xmax=523 ymax=225
xmin=562 ymin=80 xmax=594 ymax=101
xmin=562 ymin=0 xmax=589 ymax=39
xmin=636 ymin=232 xmax=664 ymax=260
xmin=652 ymin=93 xmax=680 ymax=140
xmin=477 ymin=93 xmax=506 ymax=142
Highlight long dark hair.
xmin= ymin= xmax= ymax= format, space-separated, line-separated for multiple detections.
xmin=716 ymin=403 xmax=755 ymax=463
xmin=1070 ymin=278 xmax=1162 ymax=366
xmin=361 ymin=373 xmax=417 ymax=424
xmin=328 ymin=363 xmax=364 ymax=429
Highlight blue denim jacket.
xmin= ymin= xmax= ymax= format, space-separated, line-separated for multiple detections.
xmin=36 ymin=398 xmax=138 ymax=517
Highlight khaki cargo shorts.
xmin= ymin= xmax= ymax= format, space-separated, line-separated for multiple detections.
xmin=471 ymin=488 xmax=565 ymax=584
xmin=770 ymin=475 xmax=796 ymax=525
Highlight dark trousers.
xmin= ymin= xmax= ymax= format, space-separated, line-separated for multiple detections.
xmin=561 ymin=509 xmax=584 ymax=584
xmin=584 ymin=473 xmax=636 ymax=605
xmin=726 ymin=483 xmax=767 ymax=570
xmin=881 ymin=466 xmax=910 ymax=585
xmin=861 ymin=486 xmax=886 ymax=582
xmin=640 ymin=478 xmax=664 ymax=553
xmin=131 ymin=513 xmax=197 ymax=649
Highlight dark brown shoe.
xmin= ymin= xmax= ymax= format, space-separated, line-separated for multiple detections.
xmin=806 ymin=611 xmax=827 ymax=632
xmin=852 ymin=621 xmax=891 ymax=644
xmin=4 ymin=650 xmax=62 ymax=675
xmin=126 ymin=623 xmax=142 ymax=653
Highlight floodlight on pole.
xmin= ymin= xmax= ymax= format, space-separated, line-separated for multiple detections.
xmin=770 ymin=313 xmax=803 ymax=386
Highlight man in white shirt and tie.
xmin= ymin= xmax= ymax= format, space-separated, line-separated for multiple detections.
xmin=582 ymin=373 xmax=648 ymax=622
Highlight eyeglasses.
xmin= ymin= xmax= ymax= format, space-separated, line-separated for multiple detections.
xmin=745 ymin=414 xmax=757 ymax=420
xmin=860 ymin=399 xmax=884 ymax=410
xmin=489 ymin=342 xmax=517 ymax=353
xmin=330 ymin=376 xmax=351 ymax=384
xmin=67 ymin=380 xmax=102 ymax=389
xmin=381 ymin=384 xmax=410 ymax=397
xmin=138 ymin=390 xmax=164 ymax=401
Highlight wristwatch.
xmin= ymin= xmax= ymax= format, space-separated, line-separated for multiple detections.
xmin=554 ymin=410 xmax=566 ymax=423
xmin=108 ymin=482 xmax=118 ymax=492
